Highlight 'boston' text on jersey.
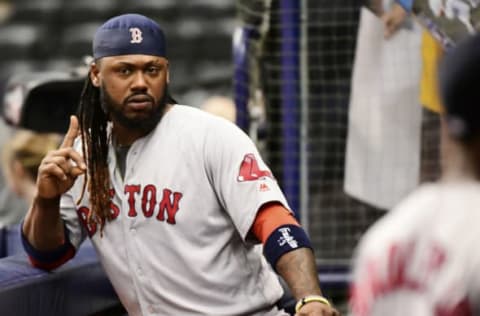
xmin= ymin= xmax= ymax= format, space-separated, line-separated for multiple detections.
xmin=77 ymin=184 xmax=183 ymax=237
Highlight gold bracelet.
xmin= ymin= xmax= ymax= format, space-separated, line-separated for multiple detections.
xmin=295 ymin=295 xmax=331 ymax=313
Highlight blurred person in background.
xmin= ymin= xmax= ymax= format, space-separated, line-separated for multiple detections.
xmin=376 ymin=0 xmax=444 ymax=183
xmin=350 ymin=33 xmax=480 ymax=315
xmin=375 ymin=0 xmax=444 ymax=114
xmin=0 ymin=120 xmax=28 ymax=227
xmin=2 ymin=129 xmax=61 ymax=205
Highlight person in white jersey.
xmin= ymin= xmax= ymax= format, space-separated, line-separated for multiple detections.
xmin=20 ymin=13 xmax=340 ymax=316
xmin=349 ymin=33 xmax=480 ymax=316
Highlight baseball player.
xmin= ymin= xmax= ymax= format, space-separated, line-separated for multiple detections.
xmin=21 ymin=14 xmax=340 ymax=316
xmin=349 ymin=33 xmax=480 ymax=315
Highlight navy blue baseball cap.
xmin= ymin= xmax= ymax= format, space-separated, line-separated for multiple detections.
xmin=93 ymin=14 xmax=167 ymax=60
xmin=439 ymin=33 xmax=480 ymax=141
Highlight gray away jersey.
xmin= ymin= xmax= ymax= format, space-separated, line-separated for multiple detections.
xmin=60 ymin=105 xmax=290 ymax=316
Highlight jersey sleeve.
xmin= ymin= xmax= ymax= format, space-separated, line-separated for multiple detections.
xmin=203 ymin=118 xmax=291 ymax=240
xmin=21 ymin=181 xmax=86 ymax=270
xmin=58 ymin=137 xmax=88 ymax=250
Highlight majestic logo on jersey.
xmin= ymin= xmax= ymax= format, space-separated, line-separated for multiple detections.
xmin=277 ymin=227 xmax=298 ymax=248
xmin=129 ymin=27 xmax=143 ymax=43
xmin=77 ymin=185 xmax=183 ymax=237
xmin=237 ymin=153 xmax=273 ymax=182
xmin=259 ymin=183 xmax=270 ymax=192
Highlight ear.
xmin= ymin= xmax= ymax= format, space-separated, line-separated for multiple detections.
xmin=90 ymin=62 xmax=101 ymax=87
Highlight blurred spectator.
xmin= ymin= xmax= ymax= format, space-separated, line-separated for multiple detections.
xmin=0 ymin=120 xmax=28 ymax=227
xmin=1 ymin=129 xmax=61 ymax=208
xmin=377 ymin=0 xmax=444 ymax=113
xmin=378 ymin=0 xmax=444 ymax=183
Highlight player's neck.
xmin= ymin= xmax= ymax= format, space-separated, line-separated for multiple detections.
xmin=111 ymin=125 xmax=147 ymax=147
xmin=441 ymin=137 xmax=480 ymax=181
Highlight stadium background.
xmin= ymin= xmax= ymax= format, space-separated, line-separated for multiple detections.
xmin=0 ymin=0 xmax=442 ymax=315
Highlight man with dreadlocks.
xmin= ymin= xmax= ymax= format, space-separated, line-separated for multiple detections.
xmin=21 ymin=14 xmax=340 ymax=316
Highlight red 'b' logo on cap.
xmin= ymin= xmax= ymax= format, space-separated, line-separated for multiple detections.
xmin=237 ymin=153 xmax=273 ymax=182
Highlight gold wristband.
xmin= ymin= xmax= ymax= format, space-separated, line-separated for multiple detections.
xmin=295 ymin=295 xmax=331 ymax=313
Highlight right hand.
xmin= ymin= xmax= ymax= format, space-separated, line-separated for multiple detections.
xmin=381 ymin=3 xmax=408 ymax=39
xmin=36 ymin=115 xmax=87 ymax=199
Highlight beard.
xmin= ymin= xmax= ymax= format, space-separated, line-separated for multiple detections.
xmin=100 ymin=83 xmax=169 ymax=133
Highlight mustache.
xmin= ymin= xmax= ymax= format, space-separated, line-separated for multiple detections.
xmin=124 ymin=92 xmax=155 ymax=104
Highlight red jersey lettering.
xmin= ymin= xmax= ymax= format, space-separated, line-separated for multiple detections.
xmin=109 ymin=188 xmax=120 ymax=219
xmin=77 ymin=206 xmax=97 ymax=237
xmin=125 ymin=184 xmax=141 ymax=217
xmin=142 ymin=184 xmax=157 ymax=218
xmin=157 ymin=188 xmax=182 ymax=224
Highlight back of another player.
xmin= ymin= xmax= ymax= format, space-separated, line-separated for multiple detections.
xmin=350 ymin=32 xmax=480 ymax=316
xmin=351 ymin=182 xmax=480 ymax=315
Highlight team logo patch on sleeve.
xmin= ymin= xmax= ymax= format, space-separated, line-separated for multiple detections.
xmin=237 ymin=153 xmax=273 ymax=181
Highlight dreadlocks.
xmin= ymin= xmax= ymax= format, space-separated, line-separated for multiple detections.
xmin=76 ymin=75 xmax=111 ymax=232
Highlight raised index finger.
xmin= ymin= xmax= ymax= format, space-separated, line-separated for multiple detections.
xmin=61 ymin=115 xmax=80 ymax=148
